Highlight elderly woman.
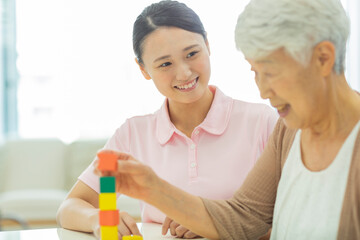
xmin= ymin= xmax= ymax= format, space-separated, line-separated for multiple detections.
xmin=95 ymin=0 xmax=360 ymax=239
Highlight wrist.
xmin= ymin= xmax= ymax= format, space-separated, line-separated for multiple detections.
xmin=89 ymin=209 xmax=100 ymax=233
xmin=145 ymin=177 xmax=170 ymax=206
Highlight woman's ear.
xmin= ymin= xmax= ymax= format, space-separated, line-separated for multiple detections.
xmin=313 ymin=41 xmax=336 ymax=76
xmin=135 ymin=58 xmax=151 ymax=80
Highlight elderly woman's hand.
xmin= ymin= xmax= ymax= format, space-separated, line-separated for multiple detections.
xmin=94 ymin=149 xmax=161 ymax=201
xmin=162 ymin=217 xmax=201 ymax=239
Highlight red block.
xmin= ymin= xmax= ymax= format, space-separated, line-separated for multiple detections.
xmin=99 ymin=210 xmax=120 ymax=226
xmin=97 ymin=152 xmax=118 ymax=171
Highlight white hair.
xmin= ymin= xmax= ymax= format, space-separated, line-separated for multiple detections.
xmin=235 ymin=0 xmax=349 ymax=73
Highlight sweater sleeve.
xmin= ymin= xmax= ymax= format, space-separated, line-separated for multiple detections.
xmin=201 ymin=119 xmax=287 ymax=240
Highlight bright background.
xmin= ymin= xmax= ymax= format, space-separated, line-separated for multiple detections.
xmin=12 ymin=0 xmax=360 ymax=142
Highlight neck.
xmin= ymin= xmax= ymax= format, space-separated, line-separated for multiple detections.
xmin=168 ymin=87 xmax=214 ymax=138
xmin=304 ymin=74 xmax=360 ymax=140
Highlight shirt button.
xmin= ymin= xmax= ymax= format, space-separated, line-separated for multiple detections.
xmin=190 ymin=162 xmax=197 ymax=168
xmin=190 ymin=144 xmax=196 ymax=149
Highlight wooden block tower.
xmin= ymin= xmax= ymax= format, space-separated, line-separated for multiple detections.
xmin=97 ymin=152 xmax=119 ymax=240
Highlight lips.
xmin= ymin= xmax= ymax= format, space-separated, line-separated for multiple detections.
xmin=174 ymin=77 xmax=198 ymax=90
xmin=275 ymin=104 xmax=290 ymax=117
xmin=277 ymin=104 xmax=289 ymax=112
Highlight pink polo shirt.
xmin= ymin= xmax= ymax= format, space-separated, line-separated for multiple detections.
xmin=79 ymin=86 xmax=278 ymax=223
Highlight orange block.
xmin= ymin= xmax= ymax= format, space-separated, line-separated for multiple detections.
xmin=100 ymin=210 xmax=120 ymax=226
xmin=97 ymin=152 xmax=118 ymax=171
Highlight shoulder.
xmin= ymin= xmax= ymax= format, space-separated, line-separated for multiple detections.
xmin=272 ymin=119 xmax=297 ymax=145
xmin=271 ymin=119 xmax=298 ymax=168
xmin=353 ymin=129 xmax=360 ymax=161
xmin=231 ymin=99 xmax=278 ymax=126
xmin=232 ymin=99 xmax=275 ymax=116
xmin=105 ymin=111 xmax=160 ymax=152
xmin=126 ymin=112 xmax=158 ymax=127
xmin=111 ymin=111 xmax=159 ymax=139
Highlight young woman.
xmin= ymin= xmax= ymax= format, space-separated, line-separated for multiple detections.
xmin=56 ymin=1 xmax=278 ymax=238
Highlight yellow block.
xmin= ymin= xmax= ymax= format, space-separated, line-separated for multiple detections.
xmin=101 ymin=226 xmax=118 ymax=240
xmin=122 ymin=235 xmax=143 ymax=240
xmin=99 ymin=193 xmax=117 ymax=210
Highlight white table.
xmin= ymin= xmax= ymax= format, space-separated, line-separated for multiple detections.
xmin=0 ymin=223 xmax=208 ymax=240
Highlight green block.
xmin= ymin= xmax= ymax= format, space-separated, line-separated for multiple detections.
xmin=100 ymin=176 xmax=116 ymax=193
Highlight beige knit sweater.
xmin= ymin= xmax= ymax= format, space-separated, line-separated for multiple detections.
xmin=202 ymin=119 xmax=360 ymax=240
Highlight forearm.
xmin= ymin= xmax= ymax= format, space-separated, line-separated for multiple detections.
xmin=56 ymin=198 xmax=99 ymax=233
xmin=146 ymin=178 xmax=219 ymax=239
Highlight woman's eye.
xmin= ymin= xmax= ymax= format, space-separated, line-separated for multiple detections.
xmin=187 ymin=51 xmax=198 ymax=58
xmin=159 ymin=62 xmax=171 ymax=68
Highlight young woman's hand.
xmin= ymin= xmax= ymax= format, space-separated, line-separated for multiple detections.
xmin=92 ymin=211 xmax=141 ymax=239
xmin=94 ymin=149 xmax=161 ymax=201
xmin=117 ymin=211 xmax=142 ymax=238
xmin=162 ymin=216 xmax=201 ymax=239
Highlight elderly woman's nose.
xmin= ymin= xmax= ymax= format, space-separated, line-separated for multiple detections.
xmin=175 ymin=63 xmax=192 ymax=81
xmin=256 ymin=76 xmax=273 ymax=99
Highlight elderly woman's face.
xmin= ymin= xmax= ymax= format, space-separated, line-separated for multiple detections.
xmin=248 ymin=49 xmax=325 ymax=129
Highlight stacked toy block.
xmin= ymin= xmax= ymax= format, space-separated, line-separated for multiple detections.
xmin=97 ymin=152 xmax=119 ymax=240
xmin=97 ymin=152 xmax=143 ymax=240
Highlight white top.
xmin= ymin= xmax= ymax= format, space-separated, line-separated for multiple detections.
xmin=271 ymin=121 xmax=360 ymax=240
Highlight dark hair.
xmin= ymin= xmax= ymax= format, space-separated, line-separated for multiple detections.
xmin=133 ymin=0 xmax=207 ymax=64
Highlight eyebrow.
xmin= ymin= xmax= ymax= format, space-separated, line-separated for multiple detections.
xmin=255 ymin=59 xmax=273 ymax=64
xmin=153 ymin=55 xmax=171 ymax=63
xmin=153 ymin=44 xmax=200 ymax=63
xmin=183 ymin=44 xmax=199 ymax=52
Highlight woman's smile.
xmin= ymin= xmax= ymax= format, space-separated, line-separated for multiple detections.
xmin=174 ymin=77 xmax=199 ymax=92
xmin=274 ymin=104 xmax=291 ymax=118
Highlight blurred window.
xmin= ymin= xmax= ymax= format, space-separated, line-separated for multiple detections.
xmin=6 ymin=0 xmax=358 ymax=142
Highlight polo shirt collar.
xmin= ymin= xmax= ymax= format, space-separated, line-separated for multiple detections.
xmin=155 ymin=99 xmax=176 ymax=145
xmin=156 ymin=85 xmax=233 ymax=145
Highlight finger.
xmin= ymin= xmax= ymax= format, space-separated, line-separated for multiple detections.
xmin=170 ymin=221 xmax=180 ymax=236
xmin=121 ymin=212 xmax=142 ymax=236
xmin=94 ymin=167 xmax=112 ymax=177
xmin=97 ymin=150 xmax=137 ymax=176
xmin=96 ymin=149 xmax=144 ymax=175
xmin=118 ymin=214 xmax=131 ymax=236
xmin=97 ymin=149 xmax=133 ymax=161
xmin=117 ymin=160 xmax=145 ymax=174
xmin=162 ymin=217 xmax=173 ymax=235
xmin=93 ymin=159 xmax=101 ymax=176
xmin=94 ymin=153 xmax=115 ymax=176
xmin=175 ymin=225 xmax=188 ymax=238
xmin=184 ymin=230 xmax=199 ymax=239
